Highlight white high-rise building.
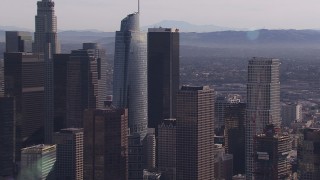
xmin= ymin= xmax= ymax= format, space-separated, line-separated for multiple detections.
xmin=245 ymin=58 xmax=281 ymax=179
xmin=113 ymin=12 xmax=148 ymax=141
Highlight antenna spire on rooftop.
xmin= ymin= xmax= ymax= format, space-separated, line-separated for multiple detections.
xmin=138 ymin=0 xmax=140 ymax=13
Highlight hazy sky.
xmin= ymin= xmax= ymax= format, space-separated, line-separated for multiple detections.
xmin=1 ymin=0 xmax=320 ymax=31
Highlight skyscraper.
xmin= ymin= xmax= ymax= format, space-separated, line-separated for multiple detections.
xmin=0 ymin=59 xmax=4 ymax=97
xmin=67 ymin=47 xmax=98 ymax=128
xmin=83 ymin=43 xmax=107 ymax=109
xmin=176 ymin=86 xmax=215 ymax=180
xmin=298 ymin=128 xmax=320 ymax=180
xmin=4 ymin=52 xmax=45 ymax=161
xmin=158 ymin=119 xmax=176 ymax=180
xmin=83 ymin=108 xmax=128 ymax=180
xmin=5 ymin=31 xmax=32 ymax=53
xmin=53 ymin=54 xmax=70 ymax=131
xmin=113 ymin=12 xmax=148 ymax=141
xmin=33 ymin=0 xmax=60 ymax=144
xmin=215 ymin=94 xmax=241 ymax=133
xmin=20 ymin=144 xmax=56 ymax=180
xmin=224 ymin=103 xmax=246 ymax=175
xmin=0 ymin=97 xmax=16 ymax=178
xmin=144 ymin=129 xmax=156 ymax=170
xmin=281 ymin=102 xmax=303 ymax=127
xmin=33 ymin=0 xmax=60 ymax=56
xmin=53 ymin=128 xmax=83 ymax=180
xmin=245 ymin=57 xmax=281 ymax=179
xmin=147 ymin=28 xmax=179 ymax=132
xmin=214 ymin=144 xmax=234 ymax=180
xmin=255 ymin=125 xmax=292 ymax=179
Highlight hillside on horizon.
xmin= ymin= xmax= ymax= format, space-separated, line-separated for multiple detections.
xmin=2 ymin=28 xmax=320 ymax=60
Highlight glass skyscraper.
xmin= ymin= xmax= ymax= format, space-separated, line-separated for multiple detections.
xmin=113 ymin=12 xmax=148 ymax=141
xmin=147 ymin=28 xmax=180 ymax=133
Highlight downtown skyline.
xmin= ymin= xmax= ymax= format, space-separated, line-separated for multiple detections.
xmin=1 ymin=0 xmax=320 ymax=31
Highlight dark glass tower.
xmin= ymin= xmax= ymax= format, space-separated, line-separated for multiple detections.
xmin=67 ymin=47 xmax=98 ymax=128
xmin=5 ymin=31 xmax=32 ymax=53
xmin=53 ymin=54 xmax=70 ymax=131
xmin=224 ymin=103 xmax=246 ymax=175
xmin=4 ymin=52 xmax=45 ymax=161
xmin=147 ymin=28 xmax=180 ymax=132
xmin=0 ymin=97 xmax=15 ymax=178
xmin=113 ymin=12 xmax=148 ymax=141
xmin=298 ymin=128 xmax=320 ymax=180
xmin=0 ymin=59 xmax=3 ymax=97
xmin=83 ymin=108 xmax=128 ymax=180
xmin=255 ymin=125 xmax=292 ymax=180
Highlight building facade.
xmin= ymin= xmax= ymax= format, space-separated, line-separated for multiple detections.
xmin=4 ymin=52 xmax=45 ymax=160
xmin=83 ymin=108 xmax=128 ymax=180
xmin=245 ymin=58 xmax=281 ymax=179
xmin=67 ymin=48 xmax=98 ymax=128
xmin=158 ymin=119 xmax=176 ymax=180
xmin=298 ymin=128 xmax=320 ymax=180
xmin=20 ymin=144 xmax=56 ymax=180
xmin=113 ymin=12 xmax=148 ymax=141
xmin=83 ymin=43 xmax=107 ymax=109
xmin=53 ymin=54 xmax=69 ymax=131
xmin=215 ymin=94 xmax=241 ymax=133
xmin=144 ymin=129 xmax=156 ymax=170
xmin=281 ymin=102 xmax=303 ymax=127
xmin=33 ymin=0 xmax=60 ymax=143
xmin=214 ymin=144 xmax=234 ymax=180
xmin=5 ymin=31 xmax=32 ymax=53
xmin=0 ymin=97 xmax=16 ymax=178
xmin=255 ymin=125 xmax=292 ymax=179
xmin=53 ymin=128 xmax=83 ymax=180
xmin=0 ymin=59 xmax=3 ymax=97
xmin=176 ymin=86 xmax=215 ymax=180
xmin=147 ymin=28 xmax=179 ymax=132
xmin=128 ymin=133 xmax=145 ymax=180
xmin=33 ymin=0 xmax=60 ymax=56
xmin=224 ymin=103 xmax=246 ymax=175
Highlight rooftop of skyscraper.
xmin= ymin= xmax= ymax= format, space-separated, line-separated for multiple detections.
xmin=180 ymin=85 xmax=211 ymax=91
xmin=21 ymin=144 xmax=56 ymax=154
xmin=120 ymin=12 xmax=140 ymax=32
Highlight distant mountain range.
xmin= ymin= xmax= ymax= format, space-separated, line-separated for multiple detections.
xmin=0 ymin=25 xmax=32 ymax=32
xmin=2 ymin=22 xmax=320 ymax=58
xmin=142 ymin=20 xmax=247 ymax=32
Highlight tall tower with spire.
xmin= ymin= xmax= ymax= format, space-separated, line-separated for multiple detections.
xmin=113 ymin=11 xmax=148 ymax=141
xmin=33 ymin=0 xmax=60 ymax=143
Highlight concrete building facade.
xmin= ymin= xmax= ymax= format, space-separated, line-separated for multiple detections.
xmin=176 ymin=86 xmax=215 ymax=180
xmin=245 ymin=58 xmax=281 ymax=179
xmin=53 ymin=128 xmax=83 ymax=180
